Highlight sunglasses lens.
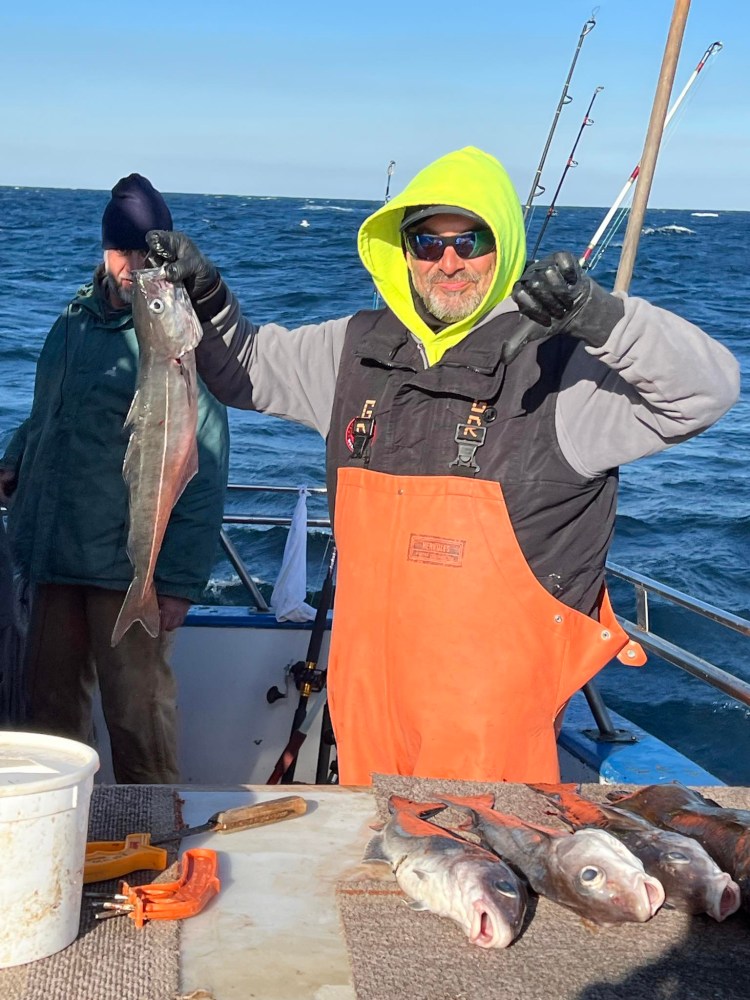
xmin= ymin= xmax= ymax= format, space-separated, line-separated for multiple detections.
xmin=406 ymin=230 xmax=495 ymax=261
xmin=453 ymin=234 xmax=478 ymax=259
xmin=455 ymin=230 xmax=495 ymax=259
xmin=407 ymin=234 xmax=445 ymax=262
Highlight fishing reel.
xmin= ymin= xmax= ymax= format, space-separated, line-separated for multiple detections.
xmin=266 ymin=659 xmax=327 ymax=704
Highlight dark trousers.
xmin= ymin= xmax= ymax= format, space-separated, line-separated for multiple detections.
xmin=24 ymin=583 xmax=179 ymax=783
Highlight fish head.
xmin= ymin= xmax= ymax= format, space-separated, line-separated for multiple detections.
xmin=132 ymin=267 xmax=203 ymax=358
xmin=453 ymin=858 xmax=527 ymax=949
xmin=550 ymin=828 xmax=665 ymax=923
xmin=639 ymin=831 xmax=741 ymax=921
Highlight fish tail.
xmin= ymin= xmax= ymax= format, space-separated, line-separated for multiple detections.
xmin=111 ymin=578 xmax=161 ymax=646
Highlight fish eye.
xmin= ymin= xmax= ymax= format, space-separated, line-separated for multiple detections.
xmin=493 ymin=879 xmax=518 ymax=897
xmin=149 ymin=298 xmax=165 ymax=313
xmin=579 ymin=866 xmax=605 ymax=888
xmin=664 ymin=851 xmax=690 ymax=864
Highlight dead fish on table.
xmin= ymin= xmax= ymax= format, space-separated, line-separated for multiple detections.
xmin=363 ymin=795 xmax=527 ymax=949
xmin=532 ymin=783 xmax=741 ymax=921
xmin=111 ymin=268 xmax=202 ymax=646
xmin=606 ymin=782 xmax=750 ymax=912
xmin=442 ymin=794 xmax=665 ymax=925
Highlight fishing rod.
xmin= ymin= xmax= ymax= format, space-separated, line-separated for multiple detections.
xmin=581 ymin=38 xmax=723 ymax=272
xmin=266 ymin=545 xmax=337 ymax=784
xmin=522 ymin=10 xmax=598 ymax=226
xmin=383 ymin=159 xmax=396 ymax=202
xmin=373 ymin=160 xmax=396 ymax=309
xmin=499 ymin=1 xmax=696 ymax=360
xmin=528 ymin=85 xmax=604 ymax=262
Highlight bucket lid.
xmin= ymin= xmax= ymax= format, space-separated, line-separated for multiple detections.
xmin=0 ymin=732 xmax=99 ymax=796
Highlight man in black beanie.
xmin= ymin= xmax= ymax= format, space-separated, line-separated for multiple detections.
xmin=0 ymin=174 xmax=230 ymax=783
xmin=101 ymin=173 xmax=173 ymax=307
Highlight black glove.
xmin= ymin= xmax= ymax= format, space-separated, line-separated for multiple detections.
xmin=145 ymin=230 xmax=220 ymax=302
xmin=501 ymin=251 xmax=624 ymax=364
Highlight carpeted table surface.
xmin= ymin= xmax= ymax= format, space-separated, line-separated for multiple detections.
xmin=337 ymin=776 xmax=750 ymax=1000
xmin=0 ymin=783 xmax=184 ymax=1000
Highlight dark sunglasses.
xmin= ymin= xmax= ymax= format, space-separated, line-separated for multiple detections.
xmin=404 ymin=229 xmax=495 ymax=262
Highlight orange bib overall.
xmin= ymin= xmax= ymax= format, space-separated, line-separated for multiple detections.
xmin=327 ymin=467 xmax=643 ymax=786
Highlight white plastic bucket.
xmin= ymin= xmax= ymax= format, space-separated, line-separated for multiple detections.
xmin=0 ymin=732 xmax=99 ymax=968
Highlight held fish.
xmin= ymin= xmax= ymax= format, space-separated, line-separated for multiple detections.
xmin=607 ymin=782 xmax=750 ymax=911
xmin=532 ymin=783 xmax=741 ymax=921
xmin=442 ymin=794 xmax=665 ymax=925
xmin=111 ymin=268 xmax=202 ymax=646
xmin=362 ymin=795 xmax=527 ymax=949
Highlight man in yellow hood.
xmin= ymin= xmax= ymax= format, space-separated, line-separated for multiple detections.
xmin=145 ymin=147 xmax=739 ymax=786
xmin=358 ymin=146 xmax=526 ymax=364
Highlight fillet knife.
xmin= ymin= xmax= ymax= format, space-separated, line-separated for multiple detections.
xmin=154 ymin=794 xmax=308 ymax=843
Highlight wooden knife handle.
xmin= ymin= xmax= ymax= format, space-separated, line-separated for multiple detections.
xmin=212 ymin=796 xmax=308 ymax=832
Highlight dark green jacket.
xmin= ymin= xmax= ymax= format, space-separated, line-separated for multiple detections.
xmin=3 ymin=267 xmax=229 ymax=601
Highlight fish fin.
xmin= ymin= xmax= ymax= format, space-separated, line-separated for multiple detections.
xmin=531 ymin=786 xmax=609 ymax=830
xmin=516 ymin=818 xmax=567 ymax=839
xmin=605 ymin=790 xmax=627 ymax=803
xmin=387 ymin=796 xmax=448 ymax=820
xmin=171 ymin=441 xmax=199 ymax=508
xmin=404 ymin=898 xmax=431 ymax=910
xmin=528 ymin=782 xmax=581 ymax=800
xmin=690 ymin=789 xmax=723 ymax=809
xmin=439 ymin=794 xmax=495 ymax=810
xmin=122 ymin=428 xmax=142 ymax=483
xmin=436 ymin=795 xmax=492 ymax=831
xmin=124 ymin=388 xmax=142 ymax=429
xmin=111 ymin=578 xmax=160 ymax=646
xmin=362 ymin=834 xmax=389 ymax=864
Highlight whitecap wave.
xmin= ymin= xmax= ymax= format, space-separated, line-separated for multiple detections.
xmin=302 ymin=204 xmax=354 ymax=212
xmin=691 ymin=212 xmax=719 ymax=217
xmin=642 ymin=224 xmax=695 ymax=236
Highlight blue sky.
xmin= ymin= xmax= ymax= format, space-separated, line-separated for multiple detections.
xmin=1 ymin=1 xmax=747 ymax=209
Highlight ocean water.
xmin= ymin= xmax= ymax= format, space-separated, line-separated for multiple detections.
xmin=0 ymin=187 xmax=748 ymax=782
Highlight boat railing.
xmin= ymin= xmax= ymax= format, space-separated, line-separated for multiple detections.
xmin=607 ymin=562 xmax=750 ymax=710
xmin=220 ymin=484 xmax=331 ymax=614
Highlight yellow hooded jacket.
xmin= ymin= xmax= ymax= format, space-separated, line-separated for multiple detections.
xmin=357 ymin=146 xmax=527 ymax=367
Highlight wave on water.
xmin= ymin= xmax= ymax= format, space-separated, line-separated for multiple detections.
xmin=301 ymin=204 xmax=355 ymax=212
xmin=691 ymin=212 xmax=719 ymax=217
xmin=642 ymin=225 xmax=695 ymax=236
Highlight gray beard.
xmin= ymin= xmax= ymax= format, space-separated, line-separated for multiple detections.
xmin=106 ymin=273 xmax=132 ymax=306
xmin=422 ymin=282 xmax=484 ymax=323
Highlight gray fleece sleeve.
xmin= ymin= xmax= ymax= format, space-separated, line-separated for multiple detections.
xmin=557 ymin=294 xmax=740 ymax=478
xmin=194 ymin=286 xmax=350 ymax=439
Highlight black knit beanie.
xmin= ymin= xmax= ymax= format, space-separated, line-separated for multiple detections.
xmin=101 ymin=173 xmax=173 ymax=250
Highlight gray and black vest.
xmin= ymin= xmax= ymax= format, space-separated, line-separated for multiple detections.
xmin=326 ymin=307 xmax=618 ymax=615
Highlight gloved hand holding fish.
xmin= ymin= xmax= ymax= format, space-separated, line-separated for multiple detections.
xmin=111 ymin=268 xmax=203 ymax=646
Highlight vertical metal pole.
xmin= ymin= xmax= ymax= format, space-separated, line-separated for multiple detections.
xmin=614 ymin=0 xmax=692 ymax=292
